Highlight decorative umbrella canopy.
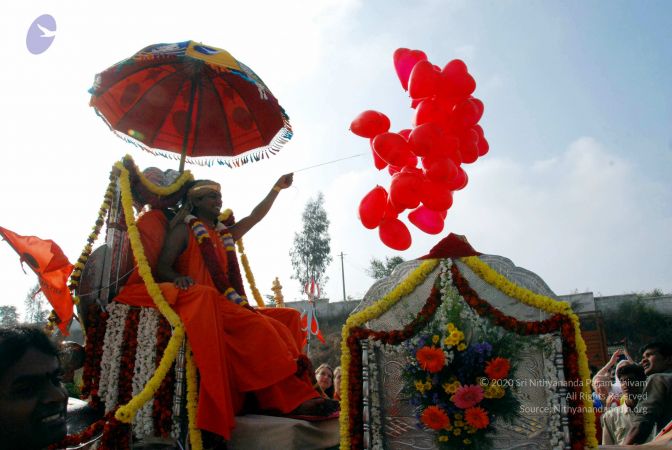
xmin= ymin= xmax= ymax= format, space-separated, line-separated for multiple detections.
xmin=90 ymin=41 xmax=292 ymax=170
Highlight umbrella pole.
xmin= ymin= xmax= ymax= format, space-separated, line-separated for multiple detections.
xmin=178 ymin=79 xmax=198 ymax=173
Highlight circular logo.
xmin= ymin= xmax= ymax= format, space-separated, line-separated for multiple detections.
xmin=26 ymin=14 xmax=57 ymax=55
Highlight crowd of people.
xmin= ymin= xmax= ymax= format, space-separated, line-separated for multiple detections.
xmin=591 ymin=343 xmax=672 ymax=445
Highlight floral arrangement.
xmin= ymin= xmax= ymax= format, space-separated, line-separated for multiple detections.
xmin=401 ymin=262 xmax=524 ymax=449
xmin=339 ymin=255 xmax=596 ymax=450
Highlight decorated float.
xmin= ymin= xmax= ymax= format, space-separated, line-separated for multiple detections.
xmin=338 ymin=238 xmax=597 ymax=450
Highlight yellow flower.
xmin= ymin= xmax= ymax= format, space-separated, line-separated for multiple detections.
xmin=484 ymin=384 xmax=505 ymax=399
xmin=447 ymin=323 xmax=456 ymax=332
xmin=432 ymin=335 xmax=440 ymax=344
xmin=463 ymin=438 xmax=472 ymax=445
xmin=443 ymin=381 xmax=461 ymax=394
xmin=454 ymin=413 xmax=463 ymax=420
xmin=438 ymin=435 xmax=449 ymax=442
xmin=415 ymin=380 xmax=426 ymax=393
xmin=453 ymin=428 xmax=462 ymax=436
xmin=444 ymin=335 xmax=460 ymax=347
xmin=455 ymin=420 xmax=465 ymax=427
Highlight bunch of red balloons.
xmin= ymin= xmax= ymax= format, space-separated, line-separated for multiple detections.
xmin=352 ymin=48 xmax=489 ymax=251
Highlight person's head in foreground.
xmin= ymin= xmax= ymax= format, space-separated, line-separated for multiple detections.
xmin=0 ymin=325 xmax=68 ymax=450
xmin=639 ymin=341 xmax=672 ymax=376
xmin=616 ymin=363 xmax=647 ymax=406
xmin=315 ymin=363 xmax=334 ymax=397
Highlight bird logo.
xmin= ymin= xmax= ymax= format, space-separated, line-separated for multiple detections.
xmin=26 ymin=14 xmax=57 ymax=54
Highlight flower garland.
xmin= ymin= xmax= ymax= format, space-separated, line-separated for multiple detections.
xmin=68 ymin=168 xmax=118 ymax=300
xmin=123 ymin=154 xmax=193 ymax=197
xmin=187 ymin=216 xmax=248 ymax=306
xmin=81 ymin=305 xmax=108 ymax=409
xmin=115 ymin=161 xmax=203 ymax=448
xmin=118 ymin=308 xmax=140 ymax=406
xmin=237 ymin=239 xmax=265 ymax=307
xmin=133 ymin=308 xmax=159 ymax=439
xmin=460 ymin=256 xmax=597 ymax=449
xmin=99 ymin=302 xmax=128 ymax=413
xmin=47 ymin=411 xmax=114 ymax=450
xmin=186 ymin=343 xmax=203 ymax=450
xmin=339 ymin=259 xmax=440 ymax=449
xmin=153 ymin=315 xmax=176 ymax=438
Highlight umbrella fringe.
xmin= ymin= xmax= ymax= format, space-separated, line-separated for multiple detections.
xmin=93 ymin=108 xmax=293 ymax=169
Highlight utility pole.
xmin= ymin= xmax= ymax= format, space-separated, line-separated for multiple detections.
xmin=339 ymin=252 xmax=346 ymax=301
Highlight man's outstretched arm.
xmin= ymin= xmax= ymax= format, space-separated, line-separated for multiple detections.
xmin=230 ymin=173 xmax=293 ymax=241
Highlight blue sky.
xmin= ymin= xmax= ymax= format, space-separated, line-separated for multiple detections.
xmin=0 ymin=0 xmax=670 ymax=320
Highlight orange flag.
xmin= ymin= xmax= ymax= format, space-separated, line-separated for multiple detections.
xmin=0 ymin=226 xmax=74 ymax=335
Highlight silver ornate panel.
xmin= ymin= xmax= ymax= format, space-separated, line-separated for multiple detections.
xmin=355 ymin=256 xmax=572 ymax=450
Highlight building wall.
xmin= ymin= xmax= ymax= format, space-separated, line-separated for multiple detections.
xmin=558 ymin=292 xmax=672 ymax=317
xmin=281 ymin=298 xmax=360 ymax=322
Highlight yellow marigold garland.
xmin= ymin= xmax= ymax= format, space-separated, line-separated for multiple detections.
xmin=113 ymin=161 xmax=190 ymax=430
xmin=236 ymin=239 xmax=265 ymax=307
xmin=124 ymin=154 xmax=193 ymax=197
xmin=460 ymin=256 xmax=597 ymax=449
xmin=186 ymin=343 xmax=203 ymax=450
xmin=68 ymin=170 xmax=118 ymax=305
xmin=339 ymin=259 xmax=439 ymax=449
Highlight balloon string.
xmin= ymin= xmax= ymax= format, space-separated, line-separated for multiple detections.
xmin=293 ymin=153 xmax=364 ymax=173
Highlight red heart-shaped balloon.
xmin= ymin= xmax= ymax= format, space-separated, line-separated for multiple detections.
xmin=358 ymin=186 xmax=388 ymax=229
xmin=379 ymin=218 xmax=412 ymax=251
xmin=420 ymin=179 xmax=454 ymax=211
xmin=389 ymin=171 xmax=423 ymax=210
xmin=408 ymin=205 xmax=446 ymax=235
xmin=422 ymin=155 xmax=459 ymax=183
xmin=413 ymin=99 xmax=446 ymax=128
xmin=393 ymin=48 xmax=428 ymax=91
xmin=372 ymin=132 xmax=414 ymax=167
xmin=369 ymin=139 xmax=388 ymax=170
xmin=350 ymin=110 xmax=391 ymax=138
xmin=408 ymin=60 xmax=439 ymax=100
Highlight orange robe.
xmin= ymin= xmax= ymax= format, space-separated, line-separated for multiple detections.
xmin=115 ymin=210 xmax=316 ymax=439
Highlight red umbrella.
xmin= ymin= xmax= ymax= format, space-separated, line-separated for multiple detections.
xmin=90 ymin=40 xmax=292 ymax=171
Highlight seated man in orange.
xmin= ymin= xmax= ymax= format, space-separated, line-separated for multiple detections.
xmin=118 ymin=175 xmax=335 ymax=441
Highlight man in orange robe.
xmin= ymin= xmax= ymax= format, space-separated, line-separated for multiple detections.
xmin=115 ymin=175 xmax=334 ymax=440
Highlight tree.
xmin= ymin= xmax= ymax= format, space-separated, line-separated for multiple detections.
xmin=24 ymin=284 xmax=50 ymax=324
xmin=367 ymin=256 xmax=405 ymax=280
xmin=290 ymin=192 xmax=332 ymax=292
xmin=0 ymin=305 xmax=20 ymax=326
xmin=602 ymin=299 xmax=672 ymax=357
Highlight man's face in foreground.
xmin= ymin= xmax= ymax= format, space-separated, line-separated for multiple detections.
xmin=641 ymin=347 xmax=672 ymax=375
xmin=0 ymin=348 xmax=68 ymax=449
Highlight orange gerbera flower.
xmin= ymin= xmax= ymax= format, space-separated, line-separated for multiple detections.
xmin=421 ymin=405 xmax=451 ymax=430
xmin=465 ymin=407 xmax=490 ymax=429
xmin=416 ymin=346 xmax=445 ymax=373
xmin=484 ymin=357 xmax=510 ymax=380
